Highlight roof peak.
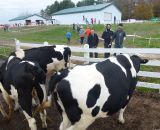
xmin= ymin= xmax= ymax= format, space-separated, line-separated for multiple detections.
xmin=9 ymin=14 xmax=50 ymax=22
xmin=52 ymin=3 xmax=113 ymax=16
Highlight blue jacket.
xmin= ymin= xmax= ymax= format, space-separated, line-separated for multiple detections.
xmin=66 ymin=32 xmax=71 ymax=39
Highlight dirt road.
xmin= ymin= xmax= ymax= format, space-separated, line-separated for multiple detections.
xmin=0 ymin=91 xmax=160 ymax=130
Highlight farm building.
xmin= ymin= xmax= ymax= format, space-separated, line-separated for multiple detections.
xmin=52 ymin=3 xmax=121 ymax=25
xmin=9 ymin=14 xmax=53 ymax=26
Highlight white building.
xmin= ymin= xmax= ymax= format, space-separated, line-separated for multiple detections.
xmin=9 ymin=14 xmax=53 ymax=26
xmin=52 ymin=3 xmax=121 ymax=25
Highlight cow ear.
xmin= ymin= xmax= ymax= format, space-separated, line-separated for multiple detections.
xmin=140 ymin=59 xmax=148 ymax=64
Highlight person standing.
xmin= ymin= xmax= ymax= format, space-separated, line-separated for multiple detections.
xmin=85 ymin=26 xmax=91 ymax=43
xmin=79 ymin=26 xmax=85 ymax=45
xmin=87 ymin=29 xmax=99 ymax=58
xmin=73 ymin=23 xmax=75 ymax=30
xmin=76 ymin=24 xmax=80 ymax=33
xmin=112 ymin=23 xmax=126 ymax=48
xmin=66 ymin=31 xmax=71 ymax=44
xmin=102 ymin=24 xmax=113 ymax=58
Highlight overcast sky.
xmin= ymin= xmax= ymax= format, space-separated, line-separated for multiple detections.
xmin=0 ymin=0 xmax=79 ymax=24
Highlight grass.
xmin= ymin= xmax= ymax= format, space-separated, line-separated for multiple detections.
xmin=0 ymin=22 xmax=160 ymax=47
xmin=136 ymin=87 xmax=159 ymax=93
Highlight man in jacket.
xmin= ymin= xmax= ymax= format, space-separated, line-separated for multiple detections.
xmin=88 ymin=29 xmax=99 ymax=58
xmin=113 ymin=23 xmax=126 ymax=48
xmin=102 ymin=24 xmax=114 ymax=58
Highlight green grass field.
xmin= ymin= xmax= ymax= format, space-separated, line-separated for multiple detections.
xmin=0 ymin=22 xmax=160 ymax=47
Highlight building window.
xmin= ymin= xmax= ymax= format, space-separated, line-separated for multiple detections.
xmin=104 ymin=12 xmax=112 ymax=21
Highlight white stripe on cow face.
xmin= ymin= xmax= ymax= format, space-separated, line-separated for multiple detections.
xmin=39 ymin=84 xmax=47 ymax=102
xmin=23 ymin=110 xmax=37 ymax=130
xmin=15 ymin=49 xmax=25 ymax=59
xmin=20 ymin=61 xmax=35 ymax=66
xmin=109 ymin=57 xmax=127 ymax=77
xmin=122 ymin=54 xmax=137 ymax=78
xmin=6 ymin=56 xmax=15 ymax=70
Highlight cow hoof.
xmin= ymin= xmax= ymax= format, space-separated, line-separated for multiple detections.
xmin=118 ymin=119 xmax=125 ymax=124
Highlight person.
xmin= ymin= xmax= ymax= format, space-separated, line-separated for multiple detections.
xmin=79 ymin=26 xmax=85 ymax=45
xmin=73 ymin=23 xmax=75 ymax=30
xmin=76 ymin=23 xmax=80 ymax=33
xmin=66 ymin=31 xmax=71 ymax=44
xmin=85 ymin=26 xmax=91 ymax=43
xmin=112 ymin=23 xmax=126 ymax=48
xmin=87 ymin=29 xmax=99 ymax=58
xmin=114 ymin=16 xmax=116 ymax=24
xmin=91 ymin=18 xmax=94 ymax=24
xmin=102 ymin=24 xmax=114 ymax=58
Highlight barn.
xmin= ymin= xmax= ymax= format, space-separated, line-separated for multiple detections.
xmin=9 ymin=14 xmax=53 ymax=26
xmin=52 ymin=3 xmax=121 ymax=25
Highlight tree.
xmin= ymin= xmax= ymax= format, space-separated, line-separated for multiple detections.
xmin=151 ymin=0 xmax=160 ymax=17
xmin=76 ymin=0 xmax=95 ymax=7
xmin=76 ymin=0 xmax=114 ymax=7
xmin=42 ymin=0 xmax=75 ymax=16
xmin=133 ymin=2 xmax=153 ymax=20
xmin=59 ymin=0 xmax=75 ymax=10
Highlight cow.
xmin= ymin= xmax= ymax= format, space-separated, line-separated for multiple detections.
xmin=10 ymin=45 xmax=71 ymax=74
xmin=0 ymin=56 xmax=48 ymax=130
xmin=48 ymin=54 xmax=148 ymax=130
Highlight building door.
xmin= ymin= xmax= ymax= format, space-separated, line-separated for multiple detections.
xmin=25 ymin=20 xmax=31 ymax=25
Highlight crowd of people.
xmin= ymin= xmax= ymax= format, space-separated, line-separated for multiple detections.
xmin=66 ymin=23 xmax=126 ymax=58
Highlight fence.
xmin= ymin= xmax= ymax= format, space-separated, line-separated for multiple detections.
xmin=126 ymin=34 xmax=160 ymax=46
xmin=15 ymin=40 xmax=160 ymax=92
xmin=0 ymin=38 xmax=15 ymax=58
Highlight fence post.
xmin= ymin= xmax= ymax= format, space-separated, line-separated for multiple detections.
xmin=148 ymin=37 xmax=151 ymax=46
xmin=44 ymin=41 xmax=49 ymax=46
xmin=15 ymin=39 xmax=20 ymax=51
xmin=84 ymin=44 xmax=89 ymax=64
xmin=133 ymin=33 xmax=136 ymax=44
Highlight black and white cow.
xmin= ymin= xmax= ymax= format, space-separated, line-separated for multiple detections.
xmin=0 ymin=56 xmax=48 ymax=130
xmin=48 ymin=54 xmax=148 ymax=130
xmin=10 ymin=45 xmax=71 ymax=74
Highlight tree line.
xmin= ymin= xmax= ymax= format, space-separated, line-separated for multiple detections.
xmin=40 ymin=0 xmax=160 ymax=20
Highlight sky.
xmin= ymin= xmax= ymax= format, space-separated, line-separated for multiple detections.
xmin=0 ymin=0 xmax=79 ymax=24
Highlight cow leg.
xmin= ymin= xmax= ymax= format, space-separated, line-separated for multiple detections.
xmin=32 ymin=98 xmax=38 ymax=107
xmin=35 ymin=84 xmax=48 ymax=128
xmin=59 ymin=113 xmax=71 ymax=130
xmin=32 ymin=88 xmax=38 ymax=107
xmin=66 ymin=116 xmax=94 ymax=130
xmin=0 ymin=83 xmax=13 ymax=119
xmin=19 ymin=91 xmax=37 ymax=130
xmin=10 ymin=85 xmax=20 ymax=111
xmin=40 ymin=109 xmax=47 ymax=128
xmin=23 ymin=110 xmax=37 ymax=130
xmin=118 ymin=107 xmax=126 ymax=124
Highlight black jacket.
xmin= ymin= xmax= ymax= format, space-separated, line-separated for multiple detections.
xmin=88 ymin=33 xmax=99 ymax=48
xmin=102 ymin=29 xmax=113 ymax=44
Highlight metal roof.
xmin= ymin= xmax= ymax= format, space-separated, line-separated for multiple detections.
xmin=9 ymin=14 xmax=50 ymax=21
xmin=53 ymin=3 xmax=113 ymax=16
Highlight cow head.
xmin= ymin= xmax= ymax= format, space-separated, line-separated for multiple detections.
xmin=130 ymin=55 xmax=148 ymax=72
